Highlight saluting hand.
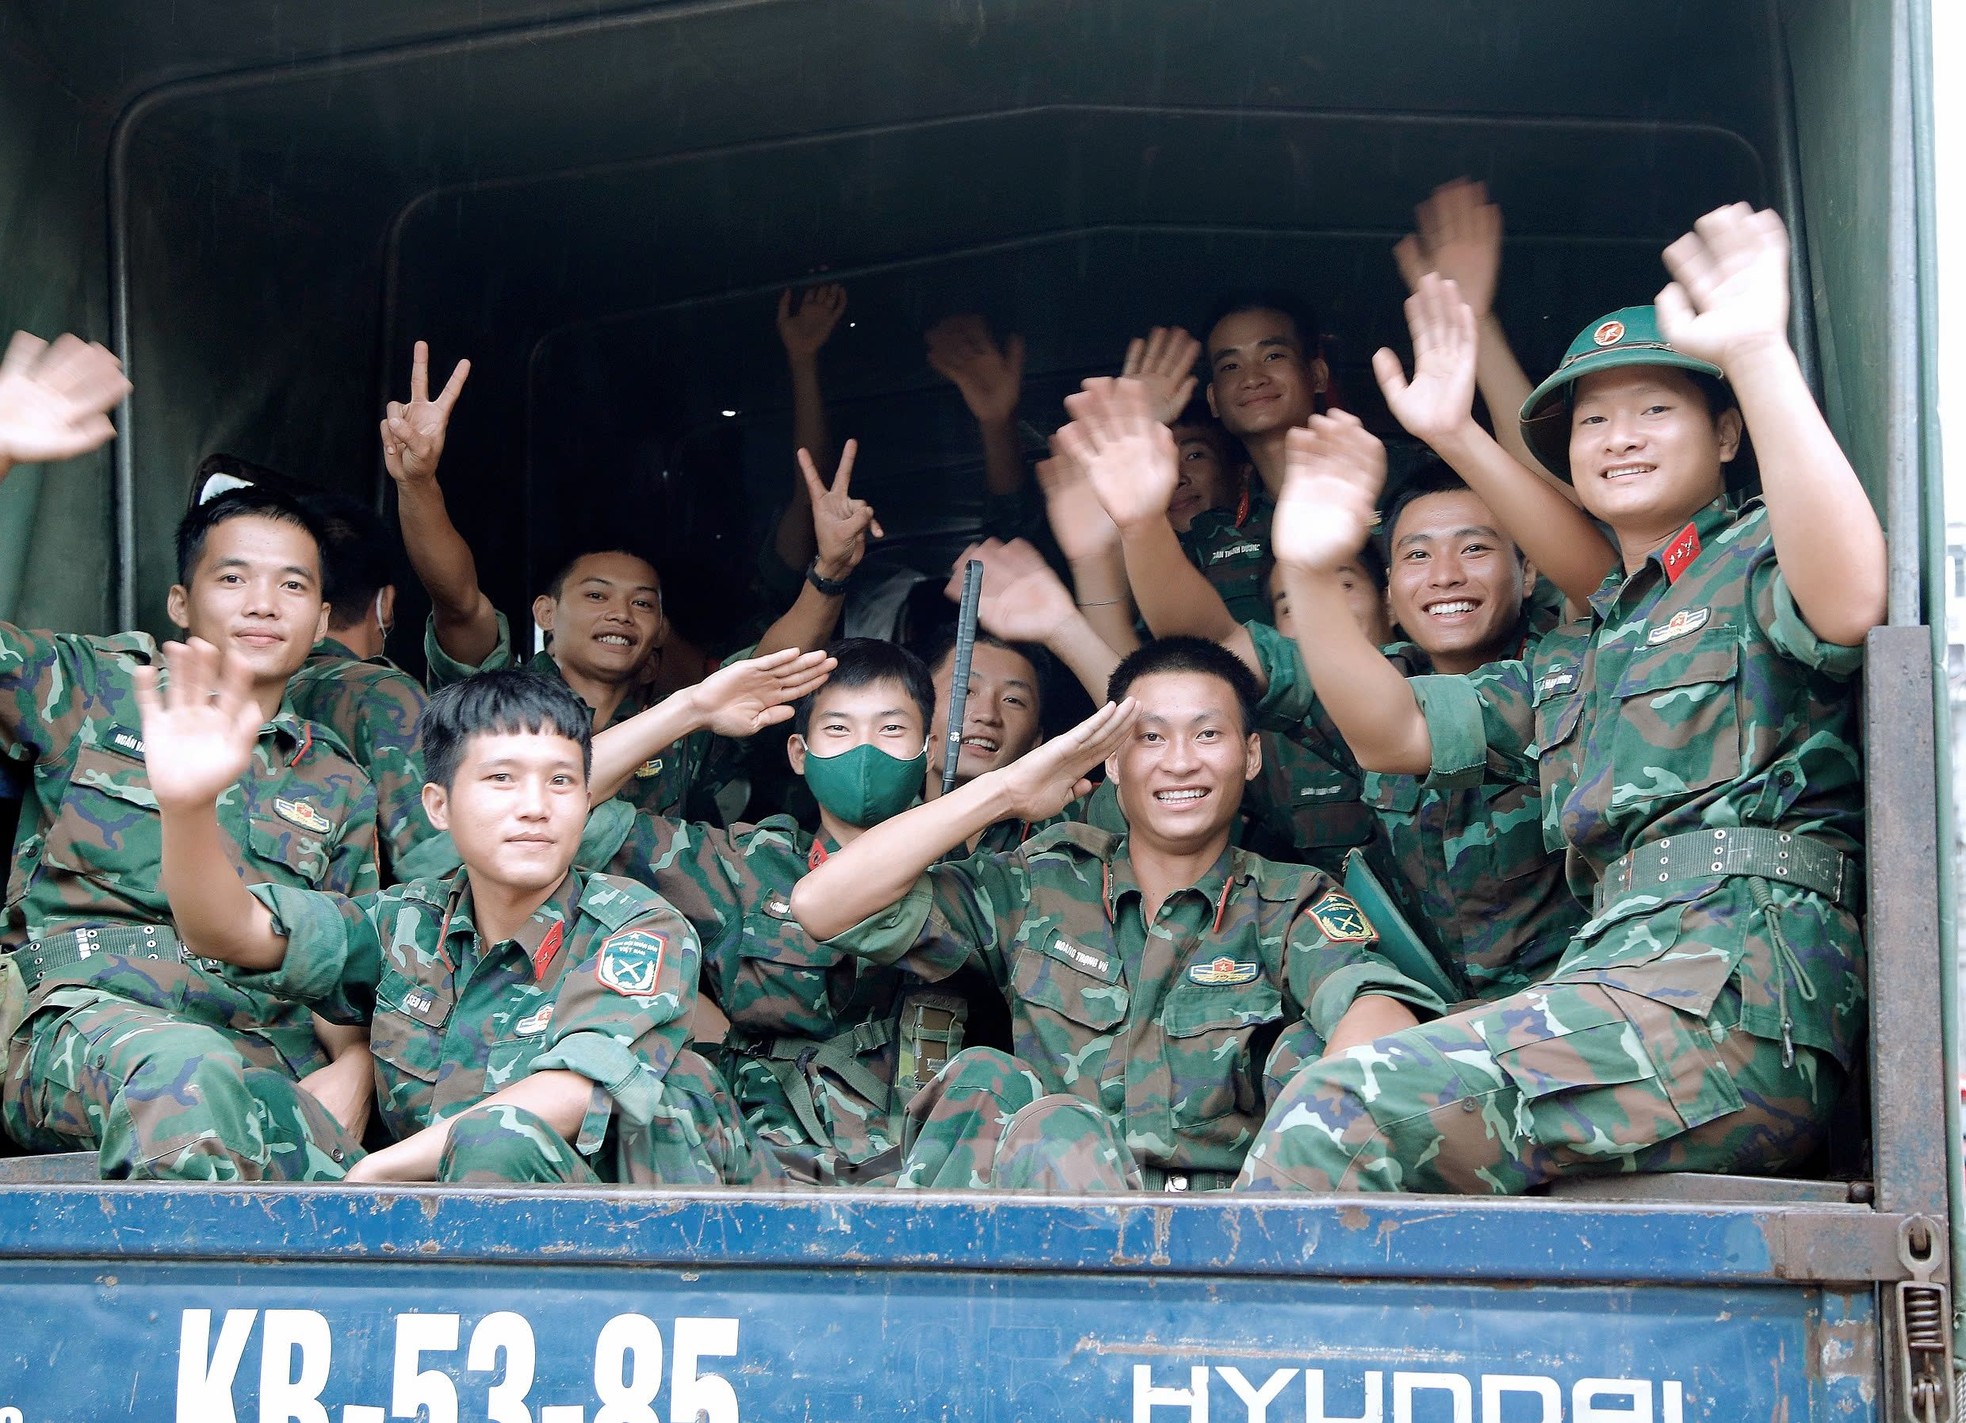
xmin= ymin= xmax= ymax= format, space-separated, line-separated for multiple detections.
xmin=0 ymin=331 xmax=131 ymax=471
xmin=927 ymin=314 xmax=1025 ymax=426
xmin=381 ymin=339 xmax=470 ymax=488
xmin=993 ymin=698 xmax=1138 ymax=823
xmin=688 ymin=648 xmax=838 ymax=740
xmin=1373 ymin=274 xmax=1480 ymax=446
xmin=1656 ymin=203 xmax=1791 ymax=369
xmin=1270 ymin=412 xmax=1387 ymax=575
xmin=777 ymin=284 xmax=848 ymax=360
xmin=947 ymin=537 xmax=1077 ymax=645
xmin=1119 ymin=325 xmax=1202 ymax=425
xmin=133 ymin=639 xmax=262 ymax=812
xmin=1394 ymin=178 xmax=1503 ymax=318
xmin=1056 ymin=377 xmax=1180 ymax=533
xmin=801 ymin=438 xmax=883 ymax=582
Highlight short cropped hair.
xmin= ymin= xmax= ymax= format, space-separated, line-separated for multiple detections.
xmin=1382 ymin=461 xmax=1520 ymax=565
xmin=543 ymin=547 xmax=658 ymax=601
xmin=1106 ymin=635 xmax=1261 ymax=736
xmin=1203 ymin=291 xmax=1324 ymax=359
xmin=422 ymin=669 xmax=593 ymax=790
xmin=794 ymin=637 xmax=935 ymax=738
xmin=175 ymin=486 xmax=330 ymax=599
xmin=299 ymin=491 xmax=394 ymax=627
xmin=917 ymin=627 xmax=1052 ymax=722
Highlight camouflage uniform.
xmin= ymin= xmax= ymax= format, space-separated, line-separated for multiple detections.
xmin=824 ymin=823 xmax=1445 ymax=1190
xmin=423 ymin=611 xmax=717 ymax=821
xmin=235 ymin=866 xmax=774 ymax=1185
xmin=287 ymin=637 xmax=455 ymax=882
xmin=601 ymin=811 xmax=970 ymax=1186
xmin=1241 ymin=499 xmax=1864 ymax=1192
xmin=1181 ymin=494 xmax=1273 ymax=626
xmin=1248 ymin=605 xmax=1587 ymax=1001
xmin=0 ymin=627 xmax=378 ymax=1179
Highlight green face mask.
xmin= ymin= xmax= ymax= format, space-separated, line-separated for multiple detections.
xmin=802 ymin=741 xmax=927 ymax=828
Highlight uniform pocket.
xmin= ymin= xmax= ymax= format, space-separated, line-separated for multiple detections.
xmin=1162 ymin=979 xmax=1284 ymax=1122
xmin=247 ymin=817 xmax=330 ymax=887
xmin=1531 ymin=690 xmax=1585 ymax=853
xmin=1610 ymin=636 xmax=1739 ymax=806
xmin=41 ymin=748 xmax=156 ymax=879
xmin=1009 ymin=937 xmax=1129 ymax=1031
xmin=368 ymin=970 xmax=450 ymax=1088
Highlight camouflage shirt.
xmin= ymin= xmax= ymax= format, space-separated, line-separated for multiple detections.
xmin=1410 ymin=498 xmax=1866 ymax=1064
xmin=825 ymin=823 xmax=1445 ymax=1175
xmin=239 ymin=868 xmax=696 ymax=1154
xmin=1251 ymin=608 xmax=1586 ymax=1001
xmin=423 ymin=610 xmax=715 ymax=821
xmin=1181 ymin=494 xmax=1273 ymax=627
xmin=287 ymin=637 xmax=454 ymax=882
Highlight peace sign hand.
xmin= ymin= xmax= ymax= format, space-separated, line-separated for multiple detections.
xmin=800 ymin=438 xmax=883 ymax=582
xmin=381 ymin=340 xmax=471 ymax=489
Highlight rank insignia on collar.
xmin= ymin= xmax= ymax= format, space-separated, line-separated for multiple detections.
xmin=105 ymin=726 xmax=145 ymax=760
xmin=514 ymin=1004 xmax=552 ymax=1035
xmin=1309 ymin=892 xmax=1376 ymax=943
xmin=596 ymin=930 xmax=668 ymax=997
xmin=1189 ymin=956 xmax=1260 ymax=986
xmin=632 ymin=758 xmax=665 ymax=779
xmin=274 ymin=798 xmax=333 ymax=833
xmin=1660 ymin=522 xmax=1703 ymax=583
xmin=1646 ymin=607 xmax=1711 ymax=646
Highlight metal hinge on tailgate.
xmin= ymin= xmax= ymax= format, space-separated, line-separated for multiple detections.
xmin=1896 ymin=1215 xmax=1953 ymax=1423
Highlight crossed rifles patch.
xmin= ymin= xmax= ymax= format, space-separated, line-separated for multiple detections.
xmin=1309 ymin=892 xmax=1376 ymax=943
xmin=596 ymin=930 xmax=669 ymax=997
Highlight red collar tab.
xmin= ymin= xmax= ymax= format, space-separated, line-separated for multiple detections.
xmin=530 ymin=920 xmax=565 ymax=980
xmin=1234 ymin=487 xmax=1253 ymax=527
xmin=1212 ymin=877 xmax=1234 ymax=934
xmin=1660 ymin=522 xmax=1702 ymax=584
xmin=807 ymin=838 xmax=830 ymax=872
xmin=287 ymin=722 xmax=313 ymax=767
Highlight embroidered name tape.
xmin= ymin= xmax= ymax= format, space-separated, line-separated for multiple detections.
xmin=1646 ymin=607 xmax=1711 ymax=646
xmin=1189 ymin=956 xmax=1260 ymax=986
xmin=402 ymin=988 xmax=437 ymax=1017
xmin=1055 ymin=938 xmax=1112 ymax=977
xmin=106 ymin=726 xmax=145 ymax=760
xmin=1537 ymin=667 xmax=1578 ymax=698
xmin=274 ymin=798 xmax=333 ymax=833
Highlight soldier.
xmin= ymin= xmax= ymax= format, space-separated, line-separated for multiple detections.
xmin=1238 ymin=202 xmax=1881 ymax=1192
xmin=146 ymin=658 xmax=787 ymax=1186
xmin=287 ymin=492 xmax=453 ymax=883
xmin=919 ymin=620 xmax=1053 ymax=857
xmin=0 ymin=481 xmax=379 ymax=1179
xmin=789 ymin=637 xmax=1445 ymax=1192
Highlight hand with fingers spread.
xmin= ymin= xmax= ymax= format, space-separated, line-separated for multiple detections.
xmin=777 ymin=284 xmax=848 ymax=361
xmin=1372 ymin=274 xmax=1480 ymax=447
xmin=926 ymin=314 xmax=1026 ymax=426
xmin=948 ymin=538 xmax=1078 ymax=645
xmin=381 ymin=340 xmax=471 ymax=488
xmin=0 ymin=331 xmax=131 ymax=475
xmin=1035 ymin=439 xmax=1123 ymax=564
xmin=1056 ymin=377 xmax=1181 ymax=533
xmin=801 ymin=438 xmax=883 ymax=582
xmin=1271 ymin=413 xmax=1389 ymax=576
xmin=133 ymin=639 xmax=263 ymax=812
xmin=1394 ymin=178 xmax=1503 ymax=317
xmin=1119 ymin=326 xmax=1202 ymax=424
xmin=689 ymin=648 xmax=837 ymax=740
xmin=1655 ymin=203 xmax=1792 ymax=369
xmin=993 ymin=698 xmax=1138 ymax=824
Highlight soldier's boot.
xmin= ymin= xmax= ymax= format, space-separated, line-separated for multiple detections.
xmin=616 ymin=1049 xmax=785 ymax=1188
xmin=440 ymin=1103 xmax=601 ymax=1184
xmin=896 ymin=1047 xmax=1135 ymax=1191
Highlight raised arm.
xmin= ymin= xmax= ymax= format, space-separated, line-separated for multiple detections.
xmin=1272 ymin=415 xmax=1433 ymax=776
xmin=1119 ymin=325 xmax=1202 ymax=425
xmin=0 ymin=330 xmax=130 ymax=484
xmin=754 ymin=440 xmax=882 ymax=657
xmin=382 ymin=341 xmax=496 ymax=665
xmin=1034 ymin=440 xmax=1140 ymax=656
xmin=1655 ymin=204 xmax=1886 ymax=644
xmin=1057 ymin=377 xmax=1260 ymax=672
xmin=946 ymin=537 xmax=1123 ymax=702
xmin=927 ymin=314 xmax=1028 ymax=499
xmin=772 ymin=283 xmax=847 ymax=573
xmin=589 ymin=647 xmax=836 ymax=802
xmin=1375 ymin=277 xmax=1617 ymax=607
xmin=141 ymin=640 xmax=289 ymax=970
xmin=790 ymin=698 xmax=1137 ymax=941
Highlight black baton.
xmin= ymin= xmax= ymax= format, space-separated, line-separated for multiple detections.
xmin=941 ymin=559 xmax=985 ymax=795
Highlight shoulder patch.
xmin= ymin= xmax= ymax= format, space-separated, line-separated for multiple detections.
xmin=1308 ymin=891 xmax=1376 ymax=943
xmin=596 ymin=930 xmax=669 ymax=997
xmin=1189 ymin=956 xmax=1261 ymax=986
xmin=274 ymin=797 xmax=334 ymax=833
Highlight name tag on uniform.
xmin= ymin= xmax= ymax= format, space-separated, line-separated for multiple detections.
xmin=1645 ymin=607 xmax=1710 ymax=646
xmin=1537 ymin=667 xmax=1577 ymax=698
xmin=105 ymin=726 xmax=145 ymax=760
xmin=1189 ymin=957 xmax=1260 ymax=986
xmin=1209 ymin=541 xmax=1263 ymax=564
xmin=1055 ymin=938 xmax=1112 ymax=978
xmin=402 ymin=988 xmax=437 ymax=1017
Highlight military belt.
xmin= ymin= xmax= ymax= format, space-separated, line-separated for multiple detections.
xmin=4 ymin=923 xmax=189 ymax=992
xmin=1594 ymin=829 xmax=1859 ymax=914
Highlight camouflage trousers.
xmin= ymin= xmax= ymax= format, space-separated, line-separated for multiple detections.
xmin=2 ymin=998 xmax=360 ymax=1181
xmin=721 ymin=1032 xmax=906 ymax=1188
xmin=895 ymin=1048 xmax=1141 ymax=1191
xmin=1237 ymin=980 xmax=1840 ymax=1193
xmin=441 ymin=1051 xmax=785 ymax=1188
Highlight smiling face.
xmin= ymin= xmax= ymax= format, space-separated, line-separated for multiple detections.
xmin=1166 ymin=423 xmax=1237 ymax=534
xmin=1567 ymin=366 xmax=1740 ymax=537
xmin=1270 ymin=561 xmax=1389 ymax=647
xmin=929 ymin=640 xmax=1043 ymax=787
xmin=535 ymin=552 xmax=663 ymax=686
xmin=1204 ymin=309 xmax=1325 ymax=439
xmin=422 ymin=729 xmax=587 ymax=898
xmin=1107 ymin=669 xmax=1261 ymax=855
xmin=1387 ymin=488 xmax=1530 ymax=673
xmin=167 ymin=514 xmax=329 ymax=691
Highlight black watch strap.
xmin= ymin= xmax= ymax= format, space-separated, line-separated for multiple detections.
xmin=806 ymin=559 xmax=852 ymax=597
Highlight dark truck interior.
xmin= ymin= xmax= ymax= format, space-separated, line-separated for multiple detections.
xmin=0 ymin=0 xmax=1941 ymax=1205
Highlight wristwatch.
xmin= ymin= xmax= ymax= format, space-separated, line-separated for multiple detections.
xmin=806 ymin=558 xmax=852 ymax=597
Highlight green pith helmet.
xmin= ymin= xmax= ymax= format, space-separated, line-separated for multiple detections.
xmin=1518 ymin=305 xmax=1726 ymax=480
